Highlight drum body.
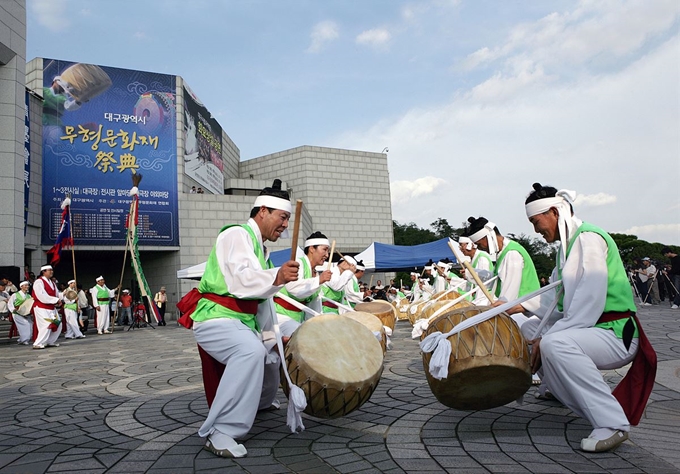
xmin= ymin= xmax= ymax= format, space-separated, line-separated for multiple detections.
xmin=281 ymin=314 xmax=383 ymax=419
xmin=58 ymin=63 xmax=112 ymax=103
xmin=395 ymin=298 xmax=410 ymax=320
xmin=422 ymin=306 xmax=531 ymax=410
xmin=354 ymin=300 xmax=397 ymax=331
xmin=0 ymin=300 xmax=7 ymax=313
xmin=16 ymin=298 xmax=34 ymax=316
xmin=63 ymin=289 xmax=78 ymax=301
xmin=343 ymin=311 xmax=387 ymax=354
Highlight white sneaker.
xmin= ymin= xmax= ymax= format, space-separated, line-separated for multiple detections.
xmin=580 ymin=430 xmax=628 ymax=452
xmin=643 ymin=303 xmax=652 ymax=306
xmin=204 ymin=432 xmax=247 ymax=458
xmin=672 ymin=304 xmax=679 ymax=309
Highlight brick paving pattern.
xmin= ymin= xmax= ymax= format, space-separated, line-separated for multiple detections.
xmin=0 ymin=304 xmax=678 ymax=473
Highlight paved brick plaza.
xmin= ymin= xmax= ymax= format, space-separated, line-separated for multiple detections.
xmin=0 ymin=305 xmax=678 ymax=474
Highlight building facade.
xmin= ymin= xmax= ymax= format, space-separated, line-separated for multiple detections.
xmin=1 ymin=47 xmax=393 ymax=319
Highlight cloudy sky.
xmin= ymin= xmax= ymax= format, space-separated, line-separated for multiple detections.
xmin=27 ymin=0 xmax=680 ymax=245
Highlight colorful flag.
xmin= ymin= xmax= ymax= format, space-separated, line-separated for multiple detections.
xmin=127 ymin=184 xmax=161 ymax=324
xmin=46 ymin=198 xmax=73 ymax=266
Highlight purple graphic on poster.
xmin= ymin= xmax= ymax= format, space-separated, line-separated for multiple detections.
xmin=41 ymin=59 xmax=178 ymax=246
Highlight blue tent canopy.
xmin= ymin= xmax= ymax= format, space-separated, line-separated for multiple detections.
xmin=269 ymin=238 xmax=457 ymax=272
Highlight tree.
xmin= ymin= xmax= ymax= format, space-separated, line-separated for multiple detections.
xmin=507 ymin=233 xmax=557 ymax=280
xmin=393 ymin=220 xmax=437 ymax=246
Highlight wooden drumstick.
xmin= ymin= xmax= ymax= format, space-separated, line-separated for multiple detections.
xmin=448 ymin=240 xmax=495 ymax=303
xmin=326 ymin=240 xmax=336 ymax=271
xmin=290 ymin=200 xmax=303 ymax=261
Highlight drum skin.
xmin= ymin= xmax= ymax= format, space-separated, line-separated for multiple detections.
xmin=407 ymin=291 xmax=470 ymax=326
xmin=343 ymin=311 xmax=387 ymax=354
xmin=16 ymin=298 xmax=34 ymax=316
xmin=355 ymin=300 xmax=397 ymax=331
xmin=422 ymin=305 xmax=531 ymax=411
xmin=59 ymin=63 xmax=112 ymax=103
xmin=281 ymin=314 xmax=384 ymax=419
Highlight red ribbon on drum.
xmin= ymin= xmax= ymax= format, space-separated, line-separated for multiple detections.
xmin=419 ymin=280 xmax=562 ymax=380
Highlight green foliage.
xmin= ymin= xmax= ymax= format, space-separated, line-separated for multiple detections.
xmin=393 ymin=220 xmax=437 ymax=246
xmin=507 ymin=233 xmax=557 ymax=280
xmin=610 ymin=233 xmax=678 ymax=265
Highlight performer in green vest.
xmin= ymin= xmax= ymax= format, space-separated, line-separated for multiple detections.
xmin=63 ymin=279 xmax=85 ymax=339
xmin=458 ymin=236 xmax=496 ymax=304
xmin=8 ymin=281 xmax=32 ymax=344
xmin=464 ymin=216 xmax=540 ymax=327
xmin=274 ymin=231 xmax=332 ymax=336
xmin=510 ymin=183 xmax=656 ymax=453
xmin=344 ymin=260 xmax=366 ymax=308
xmin=320 ymin=256 xmax=357 ymax=314
xmin=185 ymin=179 xmax=299 ymax=459
xmin=89 ymin=276 xmax=118 ymax=334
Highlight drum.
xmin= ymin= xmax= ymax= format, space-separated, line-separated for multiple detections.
xmin=354 ymin=300 xmax=397 ymax=331
xmin=411 ymin=291 xmax=472 ymax=327
xmin=422 ymin=306 xmax=531 ymax=411
xmin=395 ymin=297 xmax=410 ymax=320
xmin=16 ymin=298 xmax=34 ymax=316
xmin=343 ymin=311 xmax=387 ymax=354
xmin=58 ymin=63 xmax=112 ymax=104
xmin=407 ymin=291 xmax=461 ymax=326
xmin=63 ymin=289 xmax=78 ymax=300
xmin=0 ymin=300 xmax=7 ymax=313
xmin=281 ymin=314 xmax=384 ymax=419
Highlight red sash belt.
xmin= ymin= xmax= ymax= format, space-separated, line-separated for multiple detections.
xmin=322 ymin=300 xmax=338 ymax=309
xmin=596 ymin=310 xmax=657 ymax=426
xmin=273 ymin=297 xmax=302 ymax=313
xmin=176 ymin=288 xmax=258 ymax=329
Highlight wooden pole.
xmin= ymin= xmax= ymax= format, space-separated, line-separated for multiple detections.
xmin=112 ymin=202 xmax=133 ymax=331
xmin=67 ymin=193 xmax=77 ymax=287
xmin=290 ymin=200 xmax=303 ymax=261
xmin=448 ymin=240 xmax=495 ymax=303
xmin=326 ymin=240 xmax=336 ymax=271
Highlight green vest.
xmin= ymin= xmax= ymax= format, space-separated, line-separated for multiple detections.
xmin=275 ymin=255 xmax=317 ymax=323
xmin=494 ymin=240 xmax=540 ymax=298
xmin=472 ymin=251 xmax=495 ymax=272
xmin=96 ymin=286 xmax=110 ymax=302
xmin=558 ymin=222 xmax=638 ymax=338
xmin=191 ymin=224 xmax=272 ymax=331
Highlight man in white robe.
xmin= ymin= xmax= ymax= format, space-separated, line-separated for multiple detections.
xmin=320 ymin=257 xmax=356 ymax=313
xmin=180 ymin=179 xmax=299 ymax=458
xmin=63 ymin=280 xmax=85 ymax=339
xmin=8 ymin=281 xmax=33 ymax=344
xmin=343 ymin=260 xmax=366 ymax=309
xmin=32 ymin=265 xmax=62 ymax=349
xmin=506 ymin=183 xmax=656 ymax=452
xmin=90 ymin=276 xmax=117 ymax=334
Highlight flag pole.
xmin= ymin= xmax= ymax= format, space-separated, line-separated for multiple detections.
xmin=67 ymin=193 xmax=77 ymax=286
xmin=113 ymin=205 xmax=132 ymax=332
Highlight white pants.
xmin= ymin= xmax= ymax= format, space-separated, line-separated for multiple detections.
xmin=34 ymin=307 xmax=61 ymax=347
xmin=277 ymin=313 xmax=301 ymax=338
xmin=13 ymin=313 xmax=33 ymax=343
xmin=95 ymin=305 xmax=110 ymax=332
xmin=193 ymin=318 xmax=280 ymax=439
xmin=521 ymin=318 xmax=638 ymax=431
xmin=64 ymin=308 xmax=84 ymax=338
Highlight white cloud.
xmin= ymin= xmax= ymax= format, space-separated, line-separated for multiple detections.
xmin=306 ymin=21 xmax=339 ymax=53
xmin=31 ymin=0 xmax=71 ymax=32
xmin=619 ymin=224 xmax=680 ymax=245
xmin=574 ymin=192 xmax=617 ymax=207
xmin=356 ymin=28 xmax=392 ymax=49
xmin=391 ymin=177 xmax=447 ymax=204
xmin=133 ymin=31 xmax=146 ymax=40
xmin=463 ymin=0 xmax=680 ymax=72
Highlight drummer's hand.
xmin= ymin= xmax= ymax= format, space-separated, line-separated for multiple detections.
xmin=498 ymin=302 xmax=525 ymax=314
xmin=275 ymin=261 xmax=299 ymax=286
xmin=528 ymin=337 xmax=542 ymax=373
xmin=318 ymin=270 xmax=332 ymax=284
xmin=95 ymin=306 xmax=100 ymax=311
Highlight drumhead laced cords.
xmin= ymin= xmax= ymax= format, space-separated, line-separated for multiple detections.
xmin=420 ymin=280 xmax=561 ymax=380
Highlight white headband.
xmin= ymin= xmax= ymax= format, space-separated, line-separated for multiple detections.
xmin=253 ymin=195 xmax=292 ymax=214
xmin=468 ymin=221 xmax=499 ymax=260
xmin=458 ymin=236 xmax=474 ymax=250
xmin=20 ymin=281 xmax=29 ymax=287
xmin=96 ymin=276 xmax=104 ymax=281
xmin=525 ymin=189 xmax=577 ymax=267
xmin=410 ymin=272 xmax=418 ymax=276
xmin=40 ymin=265 xmax=53 ymax=271
xmin=304 ymin=238 xmax=330 ymax=248
xmin=341 ymin=256 xmax=357 ymax=266
xmin=68 ymin=280 xmax=76 ymax=285
xmin=356 ymin=264 xmax=365 ymax=271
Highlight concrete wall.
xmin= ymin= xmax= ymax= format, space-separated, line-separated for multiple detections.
xmin=239 ymin=146 xmax=394 ymax=254
xmin=0 ymin=0 xmax=26 ymax=269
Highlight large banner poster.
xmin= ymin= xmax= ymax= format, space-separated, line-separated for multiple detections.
xmin=183 ymin=84 xmax=224 ymax=195
xmin=41 ymin=59 xmax=178 ymax=246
